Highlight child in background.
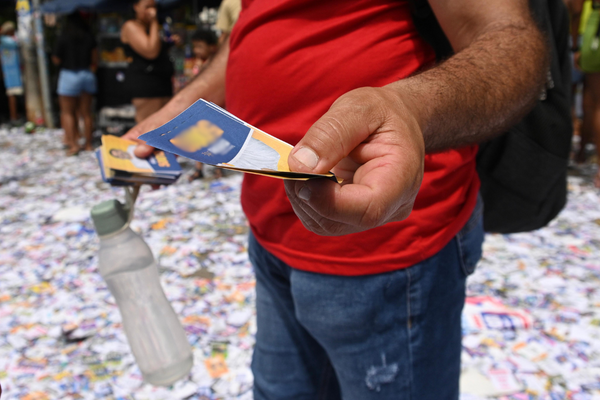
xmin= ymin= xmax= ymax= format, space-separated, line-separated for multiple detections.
xmin=191 ymin=28 xmax=218 ymax=77
xmin=0 ymin=21 xmax=23 ymax=125
xmin=189 ymin=28 xmax=218 ymax=180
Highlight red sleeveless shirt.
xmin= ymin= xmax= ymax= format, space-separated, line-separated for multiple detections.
xmin=226 ymin=0 xmax=480 ymax=276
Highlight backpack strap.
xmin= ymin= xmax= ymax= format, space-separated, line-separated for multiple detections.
xmin=407 ymin=0 xmax=454 ymax=61
xmin=409 ymin=0 xmax=433 ymax=18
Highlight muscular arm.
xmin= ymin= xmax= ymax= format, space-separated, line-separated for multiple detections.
xmin=285 ymin=0 xmax=548 ymax=235
xmin=400 ymin=0 xmax=548 ymax=151
xmin=124 ymin=36 xmax=229 ymax=156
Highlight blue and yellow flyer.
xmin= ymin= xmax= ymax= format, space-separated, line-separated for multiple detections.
xmin=96 ymin=135 xmax=181 ymax=186
xmin=139 ymin=99 xmax=335 ymax=181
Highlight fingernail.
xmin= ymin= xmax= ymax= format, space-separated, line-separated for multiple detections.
xmin=298 ymin=185 xmax=311 ymax=202
xmin=294 ymin=147 xmax=319 ymax=170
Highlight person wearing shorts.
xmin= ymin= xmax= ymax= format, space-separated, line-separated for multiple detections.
xmin=52 ymin=12 xmax=97 ymax=155
xmin=0 ymin=21 xmax=23 ymax=124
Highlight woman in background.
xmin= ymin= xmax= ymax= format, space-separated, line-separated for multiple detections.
xmin=120 ymin=0 xmax=176 ymax=123
xmin=52 ymin=12 xmax=97 ymax=156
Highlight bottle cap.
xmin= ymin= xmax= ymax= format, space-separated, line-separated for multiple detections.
xmin=90 ymin=199 xmax=129 ymax=236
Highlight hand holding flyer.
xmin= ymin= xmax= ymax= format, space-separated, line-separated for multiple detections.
xmin=96 ymin=135 xmax=182 ymax=186
xmin=138 ymin=99 xmax=336 ymax=181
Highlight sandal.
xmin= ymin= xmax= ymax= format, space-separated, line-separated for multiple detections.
xmin=66 ymin=147 xmax=80 ymax=157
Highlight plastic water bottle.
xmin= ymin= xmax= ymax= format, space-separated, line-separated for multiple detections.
xmin=91 ymin=199 xmax=193 ymax=386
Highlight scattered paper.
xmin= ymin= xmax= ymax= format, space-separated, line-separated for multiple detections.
xmin=3 ymin=127 xmax=600 ymax=399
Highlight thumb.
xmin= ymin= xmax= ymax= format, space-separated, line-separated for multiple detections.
xmin=134 ymin=143 xmax=156 ymax=159
xmin=123 ymin=126 xmax=156 ymax=159
xmin=288 ymin=88 xmax=385 ymax=174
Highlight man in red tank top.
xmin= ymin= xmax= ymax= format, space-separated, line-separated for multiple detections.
xmin=126 ymin=0 xmax=547 ymax=398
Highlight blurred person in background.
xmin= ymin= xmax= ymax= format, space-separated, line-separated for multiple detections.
xmin=121 ymin=0 xmax=177 ymax=124
xmin=574 ymin=0 xmax=600 ymax=186
xmin=187 ymin=2 xmax=239 ymax=180
xmin=567 ymin=0 xmax=584 ymax=143
xmin=0 ymin=21 xmax=23 ymax=125
xmin=190 ymin=28 xmax=218 ymax=77
xmin=215 ymin=0 xmax=240 ymax=44
xmin=52 ymin=12 xmax=98 ymax=156
xmin=572 ymin=0 xmax=592 ymax=165
xmin=188 ymin=28 xmax=218 ymax=180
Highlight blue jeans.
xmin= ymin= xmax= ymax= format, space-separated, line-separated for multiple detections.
xmin=248 ymin=199 xmax=484 ymax=400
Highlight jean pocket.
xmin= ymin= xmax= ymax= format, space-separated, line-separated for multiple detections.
xmin=456 ymin=197 xmax=485 ymax=277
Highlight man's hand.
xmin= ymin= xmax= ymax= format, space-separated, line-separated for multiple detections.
xmin=285 ymin=0 xmax=546 ymax=236
xmin=285 ymin=87 xmax=424 ymax=236
xmin=123 ymin=104 xmax=181 ymax=158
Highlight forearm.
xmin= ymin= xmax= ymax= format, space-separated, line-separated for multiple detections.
xmin=148 ymin=20 xmax=161 ymax=57
xmin=388 ymin=20 xmax=548 ymax=153
xmin=164 ymin=36 xmax=229 ymax=113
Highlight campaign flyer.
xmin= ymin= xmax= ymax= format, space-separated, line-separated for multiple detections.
xmin=139 ymin=99 xmax=335 ymax=181
xmin=97 ymin=135 xmax=182 ymax=186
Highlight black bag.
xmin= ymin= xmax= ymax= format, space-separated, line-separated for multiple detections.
xmin=409 ymin=0 xmax=573 ymax=233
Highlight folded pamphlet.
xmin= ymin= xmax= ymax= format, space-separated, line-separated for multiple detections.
xmin=138 ymin=99 xmax=336 ymax=181
xmin=96 ymin=135 xmax=182 ymax=186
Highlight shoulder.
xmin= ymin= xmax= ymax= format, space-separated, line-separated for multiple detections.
xmin=121 ymin=20 xmax=142 ymax=42
xmin=121 ymin=20 xmax=138 ymax=34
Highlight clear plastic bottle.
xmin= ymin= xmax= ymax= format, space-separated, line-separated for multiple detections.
xmin=91 ymin=200 xmax=193 ymax=386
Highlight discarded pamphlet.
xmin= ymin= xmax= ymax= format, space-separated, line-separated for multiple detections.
xmin=138 ymin=99 xmax=335 ymax=181
xmin=96 ymin=135 xmax=182 ymax=186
